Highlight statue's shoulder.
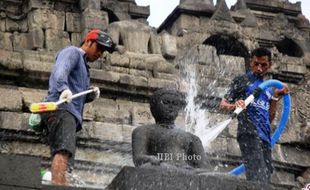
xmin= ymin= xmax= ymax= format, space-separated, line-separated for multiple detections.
xmin=133 ymin=124 xmax=157 ymax=132
xmin=183 ymin=130 xmax=201 ymax=140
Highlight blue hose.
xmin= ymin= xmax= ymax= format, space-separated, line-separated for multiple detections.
xmin=229 ymin=79 xmax=291 ymax=176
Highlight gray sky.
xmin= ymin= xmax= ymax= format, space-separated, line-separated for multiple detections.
xmin=136 ymin=0 xmax=310 ymax=27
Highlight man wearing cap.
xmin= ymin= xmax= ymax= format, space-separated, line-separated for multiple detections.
xmin=41 ymin=29 xmax=115 ymax=185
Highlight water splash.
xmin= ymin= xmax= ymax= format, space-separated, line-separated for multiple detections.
xmin=199 ymin=119 xmax=232 ymax=148
xmin=179 ymin=45 xmax=231 ymax=150
xmin=184 ymin=64 xmax=210 ymax=134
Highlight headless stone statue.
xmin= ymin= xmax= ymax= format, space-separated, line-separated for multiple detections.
xmin=132 ymin=89 xmax=209 ymax=170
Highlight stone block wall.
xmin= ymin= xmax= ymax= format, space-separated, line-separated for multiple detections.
xmin=0 ymin=0 xmax=180 ymax=187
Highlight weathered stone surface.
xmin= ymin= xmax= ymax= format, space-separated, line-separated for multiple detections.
xmin=197 ymin=45 xmax=220 ymax=65
xmin=70 ymin=32 xmax=82 ymax=47
xmin=109 ymin=52 xmax=130 ymax=67
xmin=122 ymin=124 xmax=136 ymax=143
xmin=150 ymin=58 xmax=176 ymax=75
xmin=128 ymin=3 xmax=150 ymax=17
xmin=108 ymin=66 xmax=129 ymax=74
xmin=19 ymin=87 xmax=47 ymax=107
xmin=90 ymin=69 xmax=121 ymax=83
xmin=75 ymin=145 xmax=132 ymax=165
xmin=0 ymin=19 xmax=5 ymax=32
xmin=271 ymin=170 xmax=296 ymax=188
xmin=149 ymin=32 xmax=162 ymax=54
xmin=22 ymin=50 xmax=54 ymax=73
xmin=200 ymin=173 xmax=274 ymax=190
xmin=243 ymin=0 xmax=301 ymax=16
xmin=83 ymin=122 xmax=124 ymax=142
xmin=107 ymin=166 xmax=275 ymax=190
xmin=71 ymin=171 xmax=115 ymax=188
xmin=27 ymin=0 xmax=46 ymax=9
xmin=83 ymin=102 xmax=95 ymax=121
xmin=81 ymin=8 xmax=108 ymax=31
xmin=89 ymin=57 xmax=103 ymax=69
xmin=5 ymin=18 xmax=28 ymax=32
xmin=66 ymin=12 xmax=82 ymax=33
xmin=274 ymin=92 xmax=304 ymax=144
xmin=92 ymin=98 xmax=131 ymax=124
xmin=0 ymin=49 xmax=22 ymax=70
xmin=206 ymin=136 xmax=228 ymax=155
xmin=226 ymin=137 xmax=241 ymax=156
xmin=107 ymin=166 xmax=200 ymax=190
xmin=180 ymin=0 xmax=214 ymax=6
xmin=120 ymin=74 xmax=148 ymax=87
xmin=13 ymin=28 xmax=44 ymax=51
xmin=28 ymin=0 xmax=58 ymax=10
xmin=108 ymin=21 xmax=152 ymax=53
xmin=0 ymin=112 xmax=29 ymax=131
xmin=0 ymin=154 xmax=41 ymax=189
xmin=156 ymin=73 xmax=179 ymax=81
xmin=79 ymin=0 xmax=101 ymax=10
xmin=0 ymin=32 xmax=13 ymax=51
xmin=0 ymin=141 xmax=50 ymax=158
xmin=240 ymin=10 xmax=257 ymax=27
xmin=129 ymin=68 xmax=152 ymax=78
xmin=131 ymin=102 xmax=154 ymax=125
xmin=45 ymin=29 xmax=71 ymax=51
xmin=273 ymin=144 xmax=310 ymax=167
xmin=218 ymin=55 xmax=245 ymax=84
xmin=43 ymin=184 xmax=105 ymax=190
xmin=0 ymin=87 xmax=22 ymax=111
xmin=148 ymin=78 xmax=178 ymax=90
xmin=161 ymin=32 xmax=178 ymax=59
xmin=280 ymin=64 xmax=306 ymax=74
xmin=227 ymin=119 xmax=238 ymax=138
xmin=28 ymin=9 xmax=65 ymax=30
xmin=127 ymin=52 xmax=149 ymax=68
xmin=174 ymin=14 xmax=200 ymax=35
xmin=211 ymin=0 xmax=235 ymax=23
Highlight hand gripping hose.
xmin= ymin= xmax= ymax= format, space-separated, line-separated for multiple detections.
xmin=229 ymin=79 xmax=291 ymax=176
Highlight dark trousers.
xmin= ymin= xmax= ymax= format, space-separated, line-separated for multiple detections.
xmin=238 ymin=134 xmax=273 ymax=183
xmin=41 ymin=110 xmax=77 ymax=172
xmin=237 ymin=113 xmax=273 ymax=183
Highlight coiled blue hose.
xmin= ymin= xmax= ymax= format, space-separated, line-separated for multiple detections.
xmin=229 ymin=79 xmax=291 ymax=176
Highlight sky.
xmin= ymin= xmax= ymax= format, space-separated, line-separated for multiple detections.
xmin=135 ymin=0 xmax=310 ymax=28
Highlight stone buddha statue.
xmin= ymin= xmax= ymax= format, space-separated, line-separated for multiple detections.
xmin=132 ymin=89 xmax=209 ymax=170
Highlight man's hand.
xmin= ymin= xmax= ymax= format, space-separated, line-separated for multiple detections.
xmin=235 ymin=100 xmax=246 ymax=109
xmin=90 ymin=86 xmax=100 ymax=99
xmin=59 ymin=89 xmax=72 ymax=103
xmin=85 ymin=86 xmax=100 ymax=103
xmin=274 ymin=83 xmax=289 ymax=98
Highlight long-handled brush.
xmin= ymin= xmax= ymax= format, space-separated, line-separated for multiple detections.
xmin=29 ymin=89 xmax=95 ymax=113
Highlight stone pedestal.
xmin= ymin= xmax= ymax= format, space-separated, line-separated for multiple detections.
xmin=0 ymin=153 xmax=41 ymax=189
xmin=106 ymin=166 xmax=276 ymax=190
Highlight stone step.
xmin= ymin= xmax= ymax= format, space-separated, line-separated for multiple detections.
xmin=0 ymin=49 xmax=180 ymax=96
xmin=0 ymin=153 xmax=41 ymax=189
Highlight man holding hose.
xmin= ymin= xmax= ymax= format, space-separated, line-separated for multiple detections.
xmin=220 ymin=47 xmax=289 ymax=183
xmin=41 ymin=29 xmax=114 ymax=185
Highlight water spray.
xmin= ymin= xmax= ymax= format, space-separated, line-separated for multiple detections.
xmin=229 ymin=79 xmax=291 ymax=176
xmin=200 ymin=80 xmax=269 ymax=148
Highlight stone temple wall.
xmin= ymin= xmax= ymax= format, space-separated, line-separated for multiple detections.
xmin=0 ymin=0 xmax=310 ymax=189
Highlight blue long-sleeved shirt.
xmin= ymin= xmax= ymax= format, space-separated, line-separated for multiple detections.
xmin=44 ymin=46 xmax=90 ymax=131
xmin=225 ymin=72 xmax=273 ymax=145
